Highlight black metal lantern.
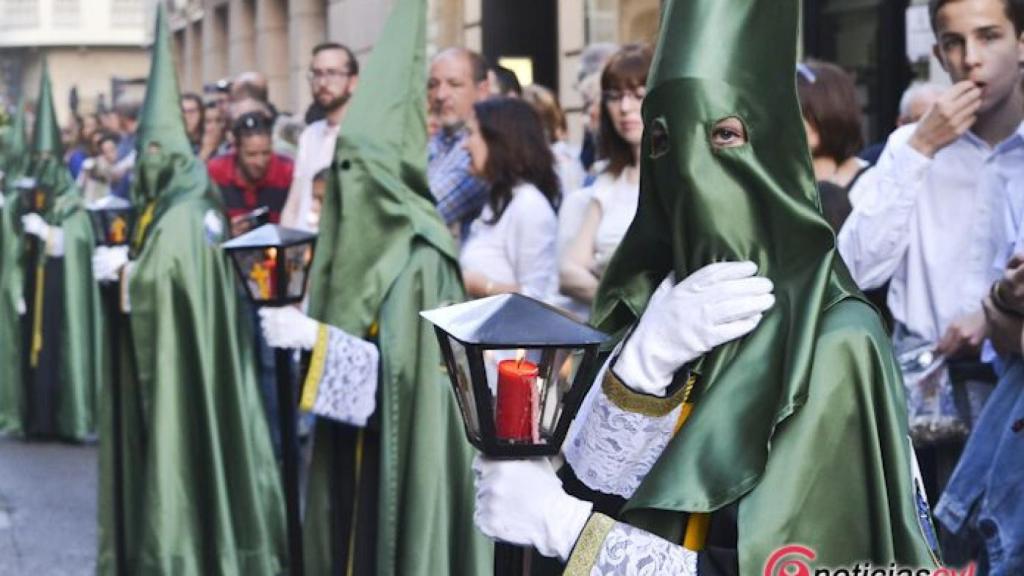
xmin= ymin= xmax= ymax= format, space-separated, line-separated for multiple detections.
xmin=222 ymin=223 xmax=317 ymax=307
xmin=421 ymin=294 xmax=608 ymax=459
xmin=86 ymin=196 xmax=136 ymax=247
xmin=222 ymin=222 xmax=317 ymax=576
xmin=14 ymin=177 xmax=48 ymax=219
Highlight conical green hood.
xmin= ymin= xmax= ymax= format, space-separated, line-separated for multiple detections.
xmin=307 ymin=0 xmax=455 ymax=336
xmin=135 ymin=4 xmax=191 ymax=158
xmin=337 ymin=0 xmax=429 ymax=192
xmin=1 ymin=96 xmax=28 ymax=178
xmin=8 ymin=97 xmax=27 ymax=154
xmin=31 ymin=60 xmax=63 ymax=158
xmin=128 ymin=2 xmax=215 ymax=252
xmin=594 ymin=0 xmax=862 ymax=515
xmin=648 ymin=1 xmax=796 ymax=96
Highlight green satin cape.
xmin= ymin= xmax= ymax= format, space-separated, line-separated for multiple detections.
xmin=97 ymin=164 xmax=287 ymax=575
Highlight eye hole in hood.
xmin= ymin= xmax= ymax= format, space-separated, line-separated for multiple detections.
xmin=709 ymin=116 xmax=748 ymax=150
xmin=649 ymin=117 xmax=671 ymax=159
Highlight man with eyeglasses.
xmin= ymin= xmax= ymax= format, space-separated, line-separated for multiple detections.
xmin=280 ymin=42 xmax=359 ymax=231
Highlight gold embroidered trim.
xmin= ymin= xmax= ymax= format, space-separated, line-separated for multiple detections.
xmin=564 ymin=513 xmax=616 ymax=575
xmin=603 ymin=370 xmax=691 ymax=417
xmin=299 ymin=324 xmax=329 ymax=411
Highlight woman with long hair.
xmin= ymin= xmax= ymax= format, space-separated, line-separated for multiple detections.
xmin=559 ymin=44 xmax=652 ymax=317
xmin=460 ymin=97 xmax=561 ymax=300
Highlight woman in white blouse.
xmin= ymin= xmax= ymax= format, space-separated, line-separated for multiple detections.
xmin=460 ymin=97 xmax=561 ymax=301
xmin=559 ymin=44 xmax=652 ymax=314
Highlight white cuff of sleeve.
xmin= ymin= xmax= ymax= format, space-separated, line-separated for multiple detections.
xmin=46 ymin=227 xmax=65 ymax=257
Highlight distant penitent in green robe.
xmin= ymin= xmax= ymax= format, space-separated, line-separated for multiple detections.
xmin=0 ymin=67 xmax=102 ymax=441
xmin=96 ymin=7 xmax=286 ymax=574
xmin=301 ymin=0 xmax=491 ymax=573
xmin=0 ymin=101 xmax=28 ymax=434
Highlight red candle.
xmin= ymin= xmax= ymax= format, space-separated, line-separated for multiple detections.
xmin=495 ymin=358 xmax=539 ymax=442
xmin=265 ymin=248 xmax=279 ymax=299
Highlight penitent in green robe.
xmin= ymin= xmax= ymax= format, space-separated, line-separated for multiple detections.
xmin=301 ymin=0 xmax=491 ymax=573
xmin=0 ymin=66 xmax=103 ymax=441
xmin=569 ymin=0 xmax=941 ymax=573
xmin=0 ymin=103 xmax=27 ymax=431
xmin=96 ymin=6 xmax=286 ymax=574
xmin=0 ymin=187 xmax=25 ymax=433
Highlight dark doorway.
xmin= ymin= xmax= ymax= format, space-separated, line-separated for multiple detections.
xmin=482 ymin=0 xmax=559 ymax=92
xmin=803 ymin=0 xmax=912 ymax=143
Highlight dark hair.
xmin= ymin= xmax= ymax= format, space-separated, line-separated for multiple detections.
xmin=97 ymin=131 xmax=120 ymax=149
xmin=929 ymin=0 xmax=1024 ymax=34
xmin=522 ymin=84 xmax=567 ymax=143
xmin=816 ymin=180 xmax=853 ymax=233
xmin=472 ymin=97 xmax=560 ymax=222
xmin=115 ymin=100 xmax=142 ymax=121
xmin=311 ymin=42 xmax=360 ymax=76
xmin=797 ymin=60 xmax=864 ymax=163
xmin=180 ymin=93 xmax=205 ymax=139
xmin=598 ymin=43 xmax=653 ymax=177
xmin=181 ymin=92 xmax=203 ymax=110
xmin=231 ymin=111 xmax=273 ymax=142
xmin=492 ymin=65 xmax=522 ymax=97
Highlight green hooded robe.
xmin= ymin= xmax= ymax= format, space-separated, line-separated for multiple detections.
xmin=96 ymin=7 xmax=286 ymax=574
xmin=0 ymin=98 xmax=28 ymax=431
xmin=0 ymin=65 xmax=102 ymax=440
xmin=301 ymin=0 xmax=491 ymax=573
xmin=568 ymin=0 xmax=941 ymax=573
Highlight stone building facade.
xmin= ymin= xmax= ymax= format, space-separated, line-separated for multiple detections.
xmin=0 ymin=0 xmax=152 ymax=122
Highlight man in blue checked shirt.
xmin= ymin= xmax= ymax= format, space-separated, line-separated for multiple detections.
xmin=427 ymin=47 xmax=491 ymax=239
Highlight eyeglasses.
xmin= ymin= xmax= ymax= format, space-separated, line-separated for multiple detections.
xmin=306 ymin=69 xmax=351 ymax=83
xmin=602 ymin=88 xmax=647 ymax=104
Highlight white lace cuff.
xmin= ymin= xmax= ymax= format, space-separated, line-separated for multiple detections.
xmin=565 ymin=514 xmax=698 ymax=575
xmin=564 ymin=367 xmax=682 ymax=499
xmin=299 ymin=325 xmax=379 ymax=426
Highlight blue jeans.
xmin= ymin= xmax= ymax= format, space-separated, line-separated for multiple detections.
xmin=936 ymin=358 xmax=1024 ymax=575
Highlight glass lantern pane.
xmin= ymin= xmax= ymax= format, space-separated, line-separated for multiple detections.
xmin=446 ymin=336 xmax=482 ymax=442
xmin=105 ymin=213 xmax=131 ymax=245
xmin=486 ymin=346 xmax=584 ymax=447
xmin=235 ymin=247 xmax=280 ymax=302
xmin=283 ymin=243 xmax=313 ymax=300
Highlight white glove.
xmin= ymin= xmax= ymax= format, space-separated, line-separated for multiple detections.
xmin=21 ymin=213 xmax=64 ymax=256
xmin=21 ymin=213 xmax=49 ymax=239
xmin=92 ymin=246 xmax=129 ymax=283
xmin=258 ymin=306 xmax=320 ymax=350
xmin=17 ymin=297 xmax=25 ymax=316
xmin=473 ymin=456 xmax=593 ymax=562
xmin=615 ymin=261 xmax=775 ymax=396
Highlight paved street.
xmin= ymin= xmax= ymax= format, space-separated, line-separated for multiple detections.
xmin=0 ymin=436 xmax=97 ymax=576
